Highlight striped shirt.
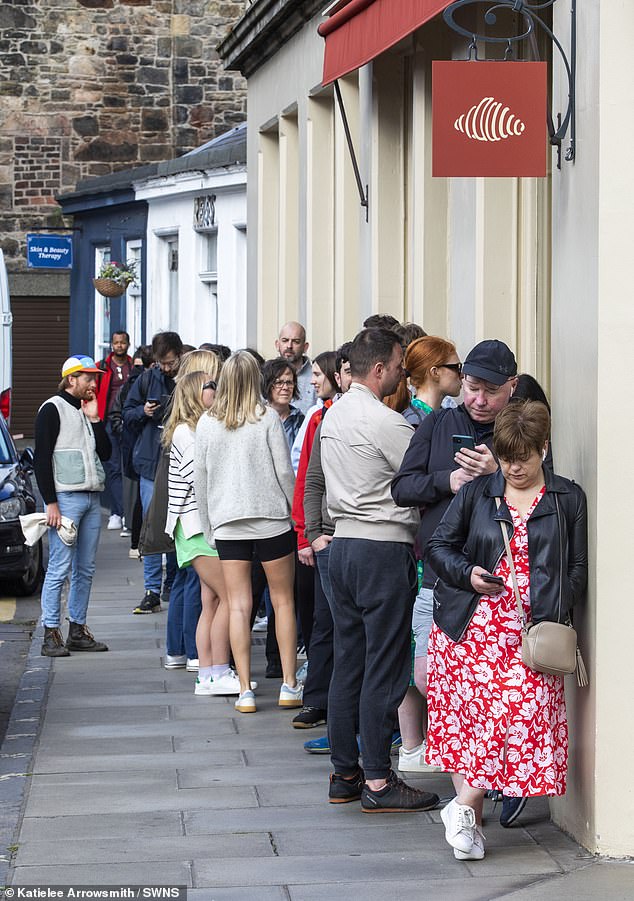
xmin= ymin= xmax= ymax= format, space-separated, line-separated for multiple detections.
xmin=165 ymin=423 xmax=204 ymax=540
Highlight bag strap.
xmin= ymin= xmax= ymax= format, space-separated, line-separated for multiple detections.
xmin=495 ymin=497 xmax=527 ymax=629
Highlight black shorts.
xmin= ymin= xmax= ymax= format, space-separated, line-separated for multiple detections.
xmin=214 ymin=528 xmax=296 ymax=563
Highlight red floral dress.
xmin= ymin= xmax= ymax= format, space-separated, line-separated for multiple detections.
xmin=426 ymin=487 xmax=568 ymax=797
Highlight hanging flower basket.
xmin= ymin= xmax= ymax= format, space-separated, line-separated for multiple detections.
xmin=92 ymin=277 xmax=126 ymax=298
xmin=92 ymin=260 xmax=137 ymax=298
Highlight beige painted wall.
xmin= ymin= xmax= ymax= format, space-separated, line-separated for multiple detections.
xmin=551 ymin=0 xmax=634 ymax=856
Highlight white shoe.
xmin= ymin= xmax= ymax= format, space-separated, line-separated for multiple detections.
xmin=235 ymin=690 xmax=256 ymax=713
xmin=208 ymin=669 xmax=257 ymax=696
xmin=440 ymin=798 xmax=476 ymax=854
xmin=128 ymin=547 xmax=141 ymax=559
xmin=398 ymin=741 xmax=442 ymax=773
xmin=454 ymin=825 xmax=486 ymax=860
xmin=120 ymin=528 xmax=131 ymax=538
xmin=107 ymin=514 xmax=123 ymax=530
xmin=252 ymin=616 xmax=268 ymax=632
xmin=296 ymin=661 xmax=308 ymax=682
xmin=279 ymin=681 xmax=304 ymax=708
xmin=186 ymin=658 xmax=199 ymax=672
xmin=194 ymin=676 xmax=215 ymax=696
xmin=164 ymin=654 xmax=187 ymax=669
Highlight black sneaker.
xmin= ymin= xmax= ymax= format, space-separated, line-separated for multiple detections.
xmin=41 ymin=627 xmax=71 ymax=657
xmin=292 ymin=706 xmax=327 ymax=729
xmin=329 ymin=768 xmax=365 ymax=804
xmin=265 ymin=659 xmax=283 ymax=679
xmin=133 ymin=590 xmax=161 ymax=615
xmin=65 ymin=620 xmax=108 ymax=652
xmin=500 ymin=795 xmax=527 ymax=827
xmin=361 ymin=770 xmax=439 ymax=813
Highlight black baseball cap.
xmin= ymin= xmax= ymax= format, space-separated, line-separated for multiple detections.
xmin=462 ymin=340 xmax=517 ymax=386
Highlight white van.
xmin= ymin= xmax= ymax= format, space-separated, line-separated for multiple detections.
xmin=0 ymin=249 xmax=11 ymax=424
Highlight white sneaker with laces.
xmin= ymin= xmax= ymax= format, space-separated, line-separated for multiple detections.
xmin=398 ymin=741 xmax=442 ymax=773
xmin=235 ymin=690 xmax=256 ymax=713
xmin=186 ymin=658 xmax=199 ymax=672
xmin=440 ymin=798 xmax=476 ymax=853
xmin=454 ymin=825 xmax=486 ymax=860
xmin=194 ymin=676 xmax=215 ymax=696
xmin=209 ymin=669 xmax=257 ymax=695
xmin=279 ymin=681 xmax=304 ymax=708
xmin=107 ymin=514 xmax=123 ymax=530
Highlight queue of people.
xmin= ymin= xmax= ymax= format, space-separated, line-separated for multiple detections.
xmin=33 ymin=315 xmax=587 ymax=864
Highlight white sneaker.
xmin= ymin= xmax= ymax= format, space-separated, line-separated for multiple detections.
xmin=208 ymin=669 xmax=257 ymax=696
xmin=235 ymin=690 xmax=256 ymax=713
xmin=107 ymin=514 xmax=123 ymax=530
xmin=296 ymin=661 xmax=308 ymax=682
xmin=454 ymin=825 xmax=486 ymax=860
xmin=194 ymin=676 xmax=215 ymax=696
xmin=186 ymin=658 xmax=199 ymax=672
xmin=120 ymin=528 xmax=131 ymax=538
xmin=128 ymin=547 xmax=140 ymax=559
xmin=398 ymin=741 xmax=442 ymax=773
xmin=164 ymin=654 xmax=187 ymax=669
xmin=440 ymin=798 xmax=476 ymax=854
xmin=279 ymin=681 xmax=304 ymax=708
xmin=252 ymin=615 xmax=268 ymax=632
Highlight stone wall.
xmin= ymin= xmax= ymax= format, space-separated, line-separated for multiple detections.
xmin=0 ymin=0 xmax=247 ymax=272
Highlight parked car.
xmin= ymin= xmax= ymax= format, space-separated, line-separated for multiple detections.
xmin=0 ymin=412 xmax=43 ymax=596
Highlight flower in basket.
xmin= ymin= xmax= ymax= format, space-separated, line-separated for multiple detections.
xmin=95 ymin=259 xmax=137 ymax=287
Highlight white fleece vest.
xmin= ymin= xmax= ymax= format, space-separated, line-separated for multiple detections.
xmin=42 ymin=395 xmax=106 ymax=493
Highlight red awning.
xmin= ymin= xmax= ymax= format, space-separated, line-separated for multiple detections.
xmin=319 ymin=0 xmax=451 ymax=85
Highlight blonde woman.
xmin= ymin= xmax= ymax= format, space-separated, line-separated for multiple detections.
xmin=194 ymin=351 xmax=300 ymax=713
xmin=163 ymin=371 xmax=241 ymax=696
xmin=176 ymin=348 xmax=222 ymax=382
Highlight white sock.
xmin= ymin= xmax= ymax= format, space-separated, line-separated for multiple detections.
xmin=211 ymin=664 xmax=230 ymax=679
xmin=199 ymin=666 xmax=213 ymax=680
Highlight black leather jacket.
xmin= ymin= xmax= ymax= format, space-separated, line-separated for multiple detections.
xmin=425 ymin=467 xmax=587 ymax=642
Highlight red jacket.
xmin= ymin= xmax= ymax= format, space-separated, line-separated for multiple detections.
xmin=292 ymin=398 xmax=333 ymax=550
xmin=96 ymin=353 xmax=132 ymax=421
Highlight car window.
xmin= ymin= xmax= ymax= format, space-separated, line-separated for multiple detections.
xmin=0 ymin=417 xmax=16 ymax=464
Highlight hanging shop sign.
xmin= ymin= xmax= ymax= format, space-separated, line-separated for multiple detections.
xmin=26 ymin=233 xmax=73 ymax=269
xmin=432 ymin=61 xmax=548 ymax=177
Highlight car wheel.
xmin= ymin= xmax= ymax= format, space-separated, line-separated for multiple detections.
xmin=11 ymin=538 xmax=44 ymax=597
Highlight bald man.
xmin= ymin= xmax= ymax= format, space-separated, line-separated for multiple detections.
xmin=275 ymin=321 xmax=316 ymax=414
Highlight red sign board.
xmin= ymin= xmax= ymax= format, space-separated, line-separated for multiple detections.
xmin=432 ymin=61 xmax=548 ymax=177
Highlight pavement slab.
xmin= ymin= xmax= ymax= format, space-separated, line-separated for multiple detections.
xmin=3 ymin=525 xmax=624 ymax=896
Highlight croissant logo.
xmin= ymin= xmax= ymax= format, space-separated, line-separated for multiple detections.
xmin=454 ymin=97 xmax=526 ymax=142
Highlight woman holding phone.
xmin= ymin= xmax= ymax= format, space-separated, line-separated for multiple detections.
xmin=424 ymin=400 xmax=587 ymax=862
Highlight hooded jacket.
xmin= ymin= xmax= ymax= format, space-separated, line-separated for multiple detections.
xmin=425 ymin=467 xmax=587 ymax=642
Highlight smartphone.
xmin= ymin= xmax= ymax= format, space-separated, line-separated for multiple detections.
xmin=480 ymin=573 xmax=504 ymax=585
xmin=452 ymin=434 xmax=476 ymax=455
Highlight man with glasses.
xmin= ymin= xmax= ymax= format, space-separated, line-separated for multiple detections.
xmin=123 ymin=331 xmax=182 ymax=614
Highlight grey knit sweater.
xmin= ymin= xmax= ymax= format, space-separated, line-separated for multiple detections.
xmin=194 ymin=406 xmax=295 ymax=545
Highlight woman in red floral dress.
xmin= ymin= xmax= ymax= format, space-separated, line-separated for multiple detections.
xmin=425 ymin=400 xmax=587 ymax=861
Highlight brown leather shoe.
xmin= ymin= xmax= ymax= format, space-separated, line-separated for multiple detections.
xmin=65 ymin=620 xmax=108 ymax=652
xmin=41 ymin=627 xmax=71 ymax=657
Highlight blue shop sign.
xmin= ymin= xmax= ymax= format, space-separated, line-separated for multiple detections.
xmin=27 ymin=233 xmax=73 ymax=269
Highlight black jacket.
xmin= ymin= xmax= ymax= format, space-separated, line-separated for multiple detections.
xmin=122 ymin=367 xmax=175 ymax=481
xmin=425 ymin=467 xmax=588 ymax=642
xmin=391 ymin=403 xmax=554 ymax=588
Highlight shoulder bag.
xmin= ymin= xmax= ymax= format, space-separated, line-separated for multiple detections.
xmin=496 ymin=497 xmax=588 ymax=686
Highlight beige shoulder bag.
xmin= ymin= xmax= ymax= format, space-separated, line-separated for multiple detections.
xmin=496 ymin=497 xmax=588 ymax=686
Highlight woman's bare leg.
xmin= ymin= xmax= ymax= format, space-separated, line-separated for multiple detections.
xmin=218 ymin=560 xmax=253 ymax=694
xmin=457 ymin=784 xmax=486 ymax=825
xmin=192 ymin=556 xmax=229 ymax=668
xmin=397 ymin=686 xmax=425 ymax=750
xmin=262 ymin=552 xmax=297 ymax=686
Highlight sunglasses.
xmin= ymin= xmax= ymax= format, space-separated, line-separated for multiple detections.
xmin=203 ymin=380 xmax=216 ymax=391
xmin=439 ymin=363 xmax=463 ymax=374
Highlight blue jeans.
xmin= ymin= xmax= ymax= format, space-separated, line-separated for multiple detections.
xmin=139 ymin=476 xmax=177 ymax=594
xmin=40 ymin=491 xmax=102 ymax=628
xmin=166 ymin=566 xmax=202 ymax=658
xmin=104 ymin=422 xmax=123 ymax=517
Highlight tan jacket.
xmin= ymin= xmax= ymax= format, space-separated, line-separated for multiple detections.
xmin=320 ymin=382 xmax=419 ymax=543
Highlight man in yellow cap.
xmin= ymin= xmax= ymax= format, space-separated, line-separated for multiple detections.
xmin=34 ymin=356 xmax=111 ymax=657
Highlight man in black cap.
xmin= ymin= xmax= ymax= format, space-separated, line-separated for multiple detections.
xmin=391 ymin=339 xmax=517 ymax=787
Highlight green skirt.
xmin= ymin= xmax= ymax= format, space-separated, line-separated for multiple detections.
xmin=174 ymin=521 xmax=218 ymax=569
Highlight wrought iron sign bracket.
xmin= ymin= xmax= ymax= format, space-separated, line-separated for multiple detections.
xmin=334 ymin=80 xmax=369 ymax=221
xmin=443 ymin=0 xmax=576 ymax=168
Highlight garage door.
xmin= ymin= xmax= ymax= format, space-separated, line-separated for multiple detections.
xmin=11 ymin=296 xmax=70 ymax=438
